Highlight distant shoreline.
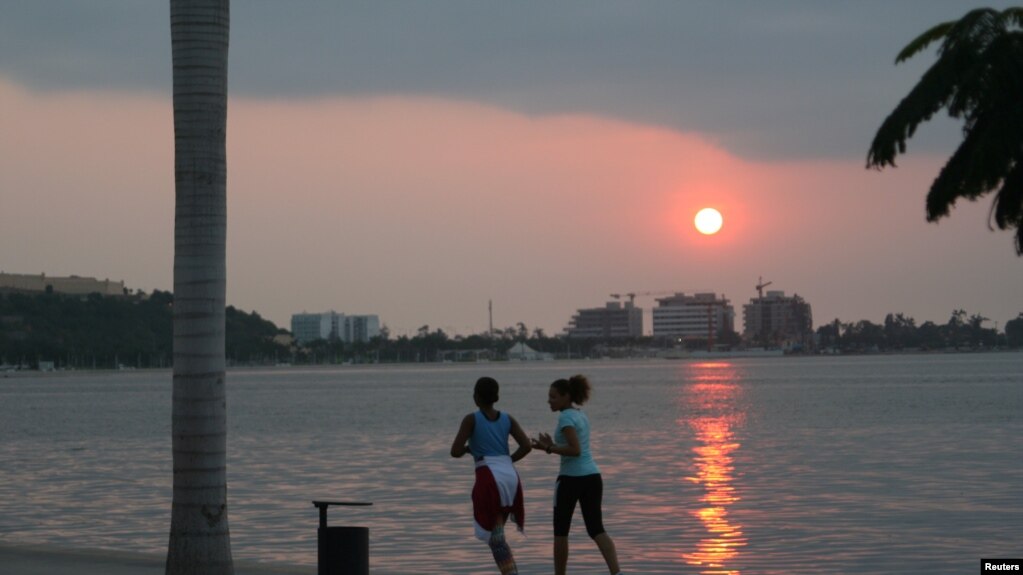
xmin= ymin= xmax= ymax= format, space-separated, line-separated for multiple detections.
xmin=3 ymin=348 xmax=1019 ymax=379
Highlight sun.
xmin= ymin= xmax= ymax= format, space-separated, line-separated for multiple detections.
xmin=694 ymin=208 xmax=723 ymax=235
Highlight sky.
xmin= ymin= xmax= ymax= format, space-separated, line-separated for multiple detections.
xmin=1 ymin=1 xmax=1022 ymax=337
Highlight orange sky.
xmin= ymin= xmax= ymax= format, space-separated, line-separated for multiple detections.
xmin=1 ymin=78 xmax=1020 ymax=335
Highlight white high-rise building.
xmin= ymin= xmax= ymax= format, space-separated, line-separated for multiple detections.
xmin=652 ymin=292 xmax=735 ymax=341
xmin=291 ymin=313 xmax=334 ymax=344
xmin=291 ymin=311 xmax=381 ymax=344
xmin=343 ymin=315 xmax=381 ymax=343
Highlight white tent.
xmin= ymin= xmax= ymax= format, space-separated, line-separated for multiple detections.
xmin=506 ymin=342 xmax=554 ymax=361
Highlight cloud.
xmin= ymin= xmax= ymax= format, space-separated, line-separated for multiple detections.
xmin=4 ymin=1 xmax=1016 ymax=160
xmin=2 ymin=77 xmax=1020 ymax=336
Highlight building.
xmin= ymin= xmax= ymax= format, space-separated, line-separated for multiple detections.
xmin=343 ymin=315 xmax=380 ymax=344
xmin=0 ymin=272 xmax=126 ymax=297
xmin=564 ymin=301 xmax=643 ymax=339
xmin=742 ymin=291 xmax=813 ymax=347
xmin=291 ymin=313 xmax=334 ymax=344
xmin=291 ymin=311 xmax=381 ymax=344
xmin=652 ymin=292 xmax=735 ymax=342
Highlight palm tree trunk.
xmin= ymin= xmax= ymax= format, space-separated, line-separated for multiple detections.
xmin=166 ymin=1 xmax=232 ymax=574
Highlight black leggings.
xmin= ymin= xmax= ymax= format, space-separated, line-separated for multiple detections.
xmin=553 ymin=474 xmax=605 ymax=538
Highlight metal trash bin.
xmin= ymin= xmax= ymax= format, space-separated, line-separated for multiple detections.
xmin=313 ymin=500 xmax=372 ymax=575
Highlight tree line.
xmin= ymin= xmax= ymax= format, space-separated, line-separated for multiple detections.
xmin=816 ymin=310 xmax=1023 ymax=352
xmin=0 ymin=290 xmax=288 ymax=369
xmin=1 ymin=290 xmax=1019 ymax=369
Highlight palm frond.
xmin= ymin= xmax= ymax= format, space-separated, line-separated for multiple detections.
xmin=993 ymin=159 xmax=1023 ymax=247
xmin=927 ymin=109 xmax=1021 ymax=219
xmin=926 ymin=134 xmax=987 ymax=220
xmin=896 ymin=9 xmax=1005 ymax=63
xmin=941 ymin=8 xmax=1003 ymax=54
xmin=872 ymin=6 xmax=1023 ymax=254
xmin=1001 ymin=7 xmax=1023 ymax=30
xmin=995 ymin=160 xmax=1023 ymax=253
xmin=896 ymin=21 xmax=956 ymax=63
xmin=867 ymin=55 xmax=962 ymax=168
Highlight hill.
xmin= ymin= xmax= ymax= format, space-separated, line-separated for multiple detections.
xmin=0 ymin=290 xmax=289 ymax=369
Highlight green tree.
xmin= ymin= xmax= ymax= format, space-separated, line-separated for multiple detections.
xmin=0 ymin=290 xmax=284 ymax=369
xmin=166 ymin=1 xmax=234 ymax=573
xmin=916 ymin=320 xmax=944 ymax=349
xmin=816 ymin=319 xmax=842 ymax=349
xmin=225 ymin=306 xmax=289 ymax=365
xmin=944 ymin=309 xmax=969 ymax=348
xmin=966 ymin=313 xmax=997 ymax=347
xmin=867 ymin=8 xmax=1023 ymax=254
xmin=884 ymin=312 xmax=919 ymax=349
xmin=844 ymin=320 xmax=886 ymax=351
xmin=1006 ymin=313 xmax=1023 ymax=347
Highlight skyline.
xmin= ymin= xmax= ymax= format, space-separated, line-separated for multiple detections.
xmin=2 ymin=2 xmax=1022 ymax=336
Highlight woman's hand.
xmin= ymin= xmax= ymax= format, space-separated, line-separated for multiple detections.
xmin=531 ymin=432 xmax=554 ymax=451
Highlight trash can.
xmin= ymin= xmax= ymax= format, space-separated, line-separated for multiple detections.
xmin=313 ymin=500 xmax=372 ymax=575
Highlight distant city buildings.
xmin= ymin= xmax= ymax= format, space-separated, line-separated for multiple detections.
xmin=0 ymin=272 xmax=126 ymax=297
xmin=562 ymin=287 xmax=816 ymax=349
xmin=564 ymin=300 xmax=643 ymax=339
xmin=742 ymin=291 xmax=813 ymax=347
xmin=652 ymin=292 xmax=735 ymax=341
xmin=290 ymin=311 xmax=380 ymax=344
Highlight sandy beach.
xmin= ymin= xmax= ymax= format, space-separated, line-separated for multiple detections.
xmin=0 ymin=542 xmax=314 ymax=575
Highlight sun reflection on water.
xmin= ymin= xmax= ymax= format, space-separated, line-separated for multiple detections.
xmin=681 ymin=362 xmax=748 ymax=575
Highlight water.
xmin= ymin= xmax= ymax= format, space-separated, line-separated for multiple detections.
xmin=0 ymin=354 xmax=1020 ymax=574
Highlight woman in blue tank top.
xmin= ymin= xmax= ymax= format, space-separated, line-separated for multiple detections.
xmin=451 ymin=376 xmax=532 ymax=575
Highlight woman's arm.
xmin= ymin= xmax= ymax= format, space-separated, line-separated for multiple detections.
xmin=553 ymin=425 xmax=582 ymax=457
xmin=532 ymin=426 xmax=581 ymax=457
xmin=508 ymin=416 xmax=532 ymax=462
xmin=450 ymin=413 xmax=474 ymax=458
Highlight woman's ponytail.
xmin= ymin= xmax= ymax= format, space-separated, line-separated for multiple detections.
xmin=552 ymin=374 xmax=592 ymax=405
xmin=568 ymin=374 xmax=591 ymax=405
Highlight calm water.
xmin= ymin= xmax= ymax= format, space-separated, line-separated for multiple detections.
xmin=0 ymin=354 xmax=1020 ymax=574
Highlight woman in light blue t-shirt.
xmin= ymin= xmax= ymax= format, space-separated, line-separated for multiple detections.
xmin=531 ymin=375 xmax=624 ymax=575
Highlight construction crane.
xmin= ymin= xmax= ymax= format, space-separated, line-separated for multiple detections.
xmin=609 ymin=292 xmax=637 ymax=304
xmin=756 ymin=277 xmax=773 ymax=300
xmin=755 ymin=277 xmax=773 ymax=346
xmin=610 ymin=290 xmax=679 ymax=303
xmin=703 ymin=298 xmax=732 ymax=352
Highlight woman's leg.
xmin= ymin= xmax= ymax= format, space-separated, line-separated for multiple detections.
xmin=579 ymin=475 xmax=621 ymax=574
xmin=594 ymin=532 xmax=621 ymax=574
xmin=553 ymin=477 xmax=578 ymax=575
xmin=554 ymin=535 xmax=569 ymax=575
xmin=487 ymin=516 xmax=518 ymax=575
